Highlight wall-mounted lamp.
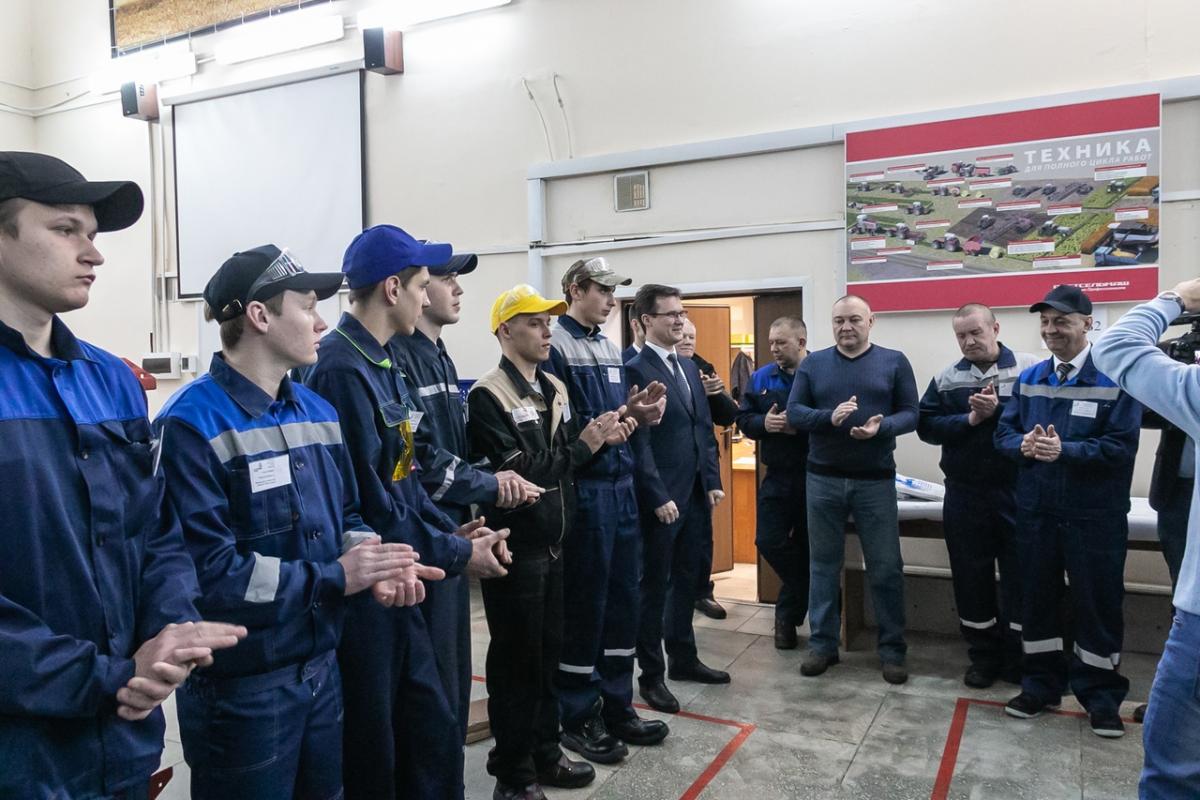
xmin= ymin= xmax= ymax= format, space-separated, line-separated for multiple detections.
xmin=357 ymin=0 xmax=512 ymax=32
xmin=91 ymin=41 xmax=196 ymax=95
xmin=213 ymin=10 xmax=346 ymax=66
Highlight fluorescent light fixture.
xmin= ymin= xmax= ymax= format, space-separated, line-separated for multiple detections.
xmin=358 ymin=0 xmax=511 ymax=31
xmin=213 ymin=10 xmax=346 ymax=65
xmin=91 ymin=42 xmax=197 ymax=95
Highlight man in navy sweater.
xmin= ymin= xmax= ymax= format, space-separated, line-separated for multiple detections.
xmin=787 ymin=294 xmax=918 ymax=684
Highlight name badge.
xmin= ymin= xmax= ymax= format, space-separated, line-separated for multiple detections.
xmin=511 ymin=406 xmax=540 ymax=424
xmin=1071 ymin=400 xmax=1098 ymax=419
xmin=249 ymin=454 xmax=292 ymax=493
xmin=607 ymin=366 xmax=621 ymax=384
xmin=561 ymin=402 xmax=572 ymax=423
xmin=410 ymin=410 xmax=425 ymax=432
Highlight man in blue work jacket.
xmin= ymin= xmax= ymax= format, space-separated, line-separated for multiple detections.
xmin=735 ymin=315 xmax=810 ymax=651
xmin=156 ymin=245 xmax=420 ymax=799
xmin=390 ymin=251 xmax=542 ymax=746
xmin=0 ymin=151 xmax=245 ymax=799
xmin=918 ymin=303 xmax=1038 ymax=689
xmin=995 ymin=285 xmax=1141 ymax=739
xmin=303 ymin=224 xmax=511 ymax=800
xmin=546 ymin=257 xmax=669 ymax=764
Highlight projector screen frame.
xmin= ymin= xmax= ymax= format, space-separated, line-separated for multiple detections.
xmin=170 ymin=68 xmax=368 ymax=299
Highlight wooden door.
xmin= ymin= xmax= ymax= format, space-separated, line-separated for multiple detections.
xmin=683 ymin=304 xmax=734 ymax=574
xmin=751 ymin=291 xmax=805 ymax=603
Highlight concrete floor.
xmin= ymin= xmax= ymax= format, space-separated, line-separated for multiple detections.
xmin=156 ymin=591 xmax=1156 ymax=800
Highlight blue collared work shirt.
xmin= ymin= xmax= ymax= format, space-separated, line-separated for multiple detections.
xmin=389 ymin=329 xmax=497 ymax=520
xmin=0 ymin=317 xmax=200 ymax=797
xmin=303 ymin=314 xmax=471 ymax=573
xmin=154 ymin=353 xmax=372 ymax=680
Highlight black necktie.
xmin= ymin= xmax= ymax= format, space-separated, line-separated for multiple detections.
xmin=668 ymin=353 xmax=694 ymax=411
xmin=1056 ymin=362 xmax=1074 ymax=384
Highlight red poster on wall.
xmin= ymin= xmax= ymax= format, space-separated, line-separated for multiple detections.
xmin=845 ymin=94 xmax=1160 ymax=312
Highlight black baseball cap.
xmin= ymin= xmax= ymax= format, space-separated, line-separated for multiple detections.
xmin=1029 ymin=284 xmax=1093 ymax=315
xmin=204 ymin=245 xmax=344 ymax=323
xmin=429 ymin=252 xmax=478 ymax=276
xmin=0 ymin=151 xmax=144 ymax=232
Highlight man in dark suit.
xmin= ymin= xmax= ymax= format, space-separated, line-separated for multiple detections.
xmin=622 ymin=304 xmax=644 ymax=364
xmin=678 ymin=316 xmax=736 ymax=621
xmin=627 ymin=284 xmax=728 ymax=714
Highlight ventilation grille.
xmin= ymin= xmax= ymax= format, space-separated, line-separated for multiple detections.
xmin=614 ymin=170 xmax=650 ymax=212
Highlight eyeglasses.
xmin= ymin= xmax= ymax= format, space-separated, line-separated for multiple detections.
xmin=645 ymin=310 xmax=688 ymax=321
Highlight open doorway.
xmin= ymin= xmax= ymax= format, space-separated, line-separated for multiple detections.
xmin=620 ymin=288 xmax=803 ymax=606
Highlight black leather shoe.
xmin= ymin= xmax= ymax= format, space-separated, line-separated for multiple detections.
xmin=800 ymin=650 xmax=839 ymax=677
xmin=639 ymin=681 xmax=680 ymax=713
xmin=607 ymin=715 xmax=669 ymax=746
xmin=560 ymin=713 xmax=627 ymax=765
xmin=536 ymin=753 xmax=596 ymax=788
xmin=493 ymin=781 xmax=547 ymax=800
xmin=963 ymin=664 xmax=997 ymax=689
xmin=774 ymin=618 xmax=798 ymax=650
xmin=694 ymin=597 xmax=727 ymax=620
xmin=668 ymin=661 xmax=731 ymax=684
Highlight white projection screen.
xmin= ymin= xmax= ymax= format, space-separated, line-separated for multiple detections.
xmin=174 ymin=70 xmax=363 ymax=297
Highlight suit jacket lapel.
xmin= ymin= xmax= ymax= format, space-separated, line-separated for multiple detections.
xmin=642 ymin=347 xmax=695 ymax=418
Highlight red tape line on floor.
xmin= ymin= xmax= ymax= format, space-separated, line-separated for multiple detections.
xmin=931 ymin=697 xmax=1138 ymax=800
xmin=472 ymin=675 xmax=755 ymax=799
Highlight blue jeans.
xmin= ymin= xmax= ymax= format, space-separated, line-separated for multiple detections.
xmin=1141 ymin=608 xmax=1200 ymax=798
xmin=806 ymin=473 xmax=906 ymax=663
xmin=178 ymin=651 xmax=343 ymax=800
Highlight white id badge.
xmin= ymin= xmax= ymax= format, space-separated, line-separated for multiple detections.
xmin=1071 ymin=400 xmax=1098 ymax=419
xmin=249 ymin=454 xmax=292 ymax=493
xmin=511 ymin=406 xmax=540 ymax=424
xmin=561 ymin=402 xmax=572 ymax=423
xmin=410 ymin=411 xmax=425 ymax=432
xmin=607 ymin=366 xmax=621 ymax=384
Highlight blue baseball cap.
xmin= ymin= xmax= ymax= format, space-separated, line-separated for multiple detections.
xmin=341 ymin=224 xmax=453 ymax=290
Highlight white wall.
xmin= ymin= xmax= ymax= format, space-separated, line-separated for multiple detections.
xmin=15 ymin=0 xmax=1200 ymax=497
xmin=0 ymin=0 xmax=34 ymax=148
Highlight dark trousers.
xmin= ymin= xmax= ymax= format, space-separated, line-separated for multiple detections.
xmin=420 ymin=572 xmax=473 ymax=743
xmin=1157 ymin=477 xmax=1192 ymax=589
xmin=178 ymin=651 xmax=342 ymax=800
xmin=1017 ymin=510 xmax=1130 ymax=712
xmin=481 ymin=552 xmax=564 ymax=788
xmin=638 ymin=480 xmax=708 ymax=683
xmin=755 ymin=471 xmax=810 ymax=626
xmin=942 ymin=480 xmax=1022 ymax=673
xmin=339 ymin=599 xmax=462 ymax=800
xmin=557 ymin=476 xmax=641 ymax=726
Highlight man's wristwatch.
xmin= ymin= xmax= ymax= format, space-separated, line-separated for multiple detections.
xmin=1158 ymin=291 xmax=1187 ymax=316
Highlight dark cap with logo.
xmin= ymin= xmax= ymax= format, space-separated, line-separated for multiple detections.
xmin=430 ymin=252 xmax=478 ymax=277
xmin=0 ymin=151 xmax=144 ymax=232
xmin=204 ymin=245 xmax=344 ymax=323
xmin=1029 ymin=284 xmax=1093 ymax=316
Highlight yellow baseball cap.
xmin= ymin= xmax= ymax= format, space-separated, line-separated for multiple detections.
xmin=490 ymin=284 xmax=568 ymax=332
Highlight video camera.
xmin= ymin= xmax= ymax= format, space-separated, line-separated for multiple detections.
xmin=1166 ymin=312 xmax=1200 ymax=364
